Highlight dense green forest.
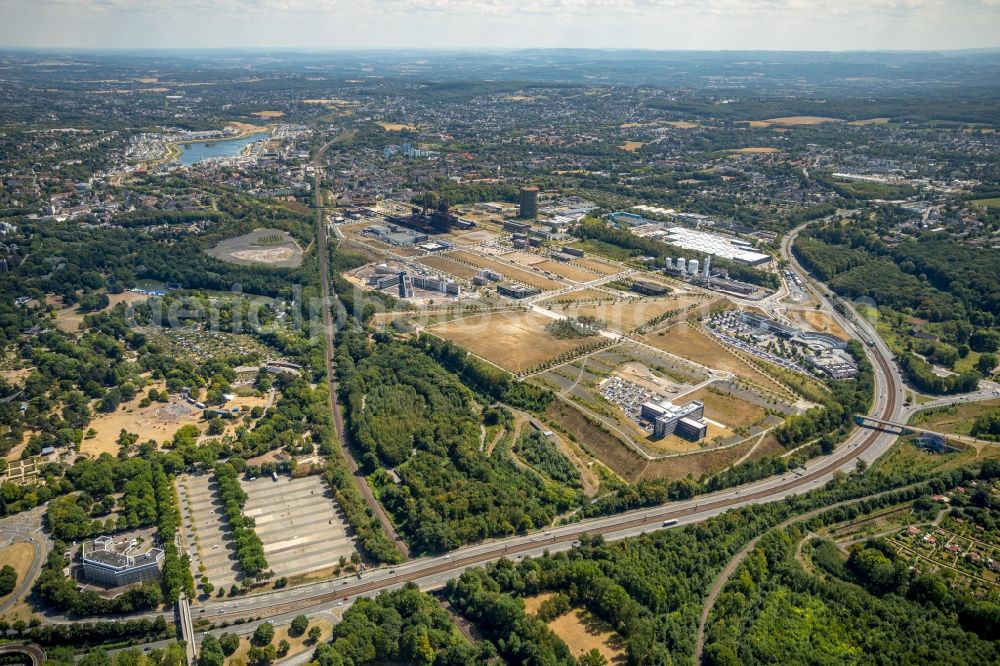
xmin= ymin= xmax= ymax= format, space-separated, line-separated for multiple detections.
xmin=312 ymin=584 xmax=487 ymax=666
xmin=793 ymin=215 xmax=999 ymax=393
xmin=704 ymin=475 xmax=1000 ymax=664
xmin=335 ymin=331 xmax=581 ymax=554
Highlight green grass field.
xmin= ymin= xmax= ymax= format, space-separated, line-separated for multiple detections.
xmin=970 ymin=197 xmax=1000 ymax=209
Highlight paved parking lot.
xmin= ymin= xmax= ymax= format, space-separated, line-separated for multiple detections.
xmin=177 ymin=474 xmax=240 ymax=591
xmin=240 ymin=475 xmax=357 ymax=579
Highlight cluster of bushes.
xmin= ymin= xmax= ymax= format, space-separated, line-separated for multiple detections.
xmin=214 ymin=463 xmax=269 ymax=578
xmin=515 ymin=431 xmax=582 ymax=488
xmin=312 ymin=584 xmax=485 ymax=666
xmin=899 ymin=353 xmax=980 ymax=395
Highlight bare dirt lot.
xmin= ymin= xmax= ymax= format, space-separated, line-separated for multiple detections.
xmin=430 ymin=311 xmax=601 ymax=373
xmin=82 ymin=383 xmax=201 ymax=456
xmin=786 ymin=308 xmax=850 ymax=340
xmin=206 ymin=228 xmax=303 ymax=268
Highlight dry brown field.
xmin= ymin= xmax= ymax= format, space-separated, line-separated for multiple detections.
xmin=573 ymin=257 xmax=622 ymax=275
xmin=681 ymin=386 xmax=765 ymax=428
xmin=522 ymin=594 xmax=626 ymax=664
xmin=749 ymin=116 xmax=841 ymax=127
xmin=728 ymin=147 xmax=779 ymax=154
xmin=555 ymin=296 xmax=701 ymax=333
xmin=377 ymin=122 xmax=415 ymax=131
xmin=619 ymin=141 xmax=644 ymax=152
xmin=251 ymin=111 xmax=284 ymax=118
xmin=0 ymin=543 xmax=35 ymax=605
xmin=644 ymin=323 xmax=787 ymax=394
xmin=429 ymin=311 xmax=599 ymax=372
xmin=528 ymin=260 xmax=599 ymax=283
xmin=416 ymin=255 xmax=480 ymax=280
xmin=447 ymin=251 xmax=565 ymax=290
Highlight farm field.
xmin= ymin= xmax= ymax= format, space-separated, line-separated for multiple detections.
xmin=971 ymin=197 xmax=1000 ymax=209
xmin=447 ymin=250 xmax=565 ymax=291
xmin=429 ymin=310 xmax=601 ymax=373
xmin=643 ymin=322 xmax=789 ymax=396
xmin=206 ymin=228 xmax=303 ymax=268
xmin=848 ymin=117 xmax=892 ymax=126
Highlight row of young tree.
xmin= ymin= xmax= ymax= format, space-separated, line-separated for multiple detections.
xmin=213 ymin=463 xmax=269 ymax=578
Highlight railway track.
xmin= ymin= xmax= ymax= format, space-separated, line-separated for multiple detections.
xmin=197 ymin=348 xmax=897 ymax=625
xmin=193 ymin=179 xmax=901 ymax=629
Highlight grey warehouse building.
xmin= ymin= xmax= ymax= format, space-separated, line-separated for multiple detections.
xmin=82 ymin=536 xmax=164 ymax=587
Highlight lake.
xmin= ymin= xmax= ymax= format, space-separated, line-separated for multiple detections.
xmin=178 ymin=133 xmax=265 ymax=166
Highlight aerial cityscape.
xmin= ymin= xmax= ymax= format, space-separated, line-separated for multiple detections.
xmin=0 ymin=4 xmax=999 ymax=665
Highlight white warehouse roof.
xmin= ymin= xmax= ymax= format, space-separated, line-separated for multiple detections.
xmin=656 ymin=226 xmax=771 ymax=266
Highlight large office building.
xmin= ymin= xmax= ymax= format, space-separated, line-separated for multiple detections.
xmin=82 ymin=536 xmax=164 ymax=587
xmin=641 ymin=400 xmax=707 ymax=440
xmin=519 ymin=186 xmax=539 ymax=219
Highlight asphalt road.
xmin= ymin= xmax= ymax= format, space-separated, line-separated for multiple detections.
xmin=130 ymin=217 xmax=994 ymax=641
xmin=44 ymin=165 xmax=951 ymax=652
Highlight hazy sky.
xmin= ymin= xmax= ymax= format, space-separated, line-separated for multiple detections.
xmin=1 ymin=0 xmax=998 ymax=50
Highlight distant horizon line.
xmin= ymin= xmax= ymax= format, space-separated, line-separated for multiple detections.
xmin=1 ymin=46 xmax=999 ymax=55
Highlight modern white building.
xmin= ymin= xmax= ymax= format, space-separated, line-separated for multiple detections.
xmin=82 ymin=536 xmax=164 ymax=587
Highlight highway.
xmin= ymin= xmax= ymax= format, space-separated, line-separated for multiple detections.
xmin=117 ymin=193 xmax=908 ymax=651
xmin=54 ymin=164 xmax=980 ymax=656
xmin=163 ymin=214 xmax=908 ymax=633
